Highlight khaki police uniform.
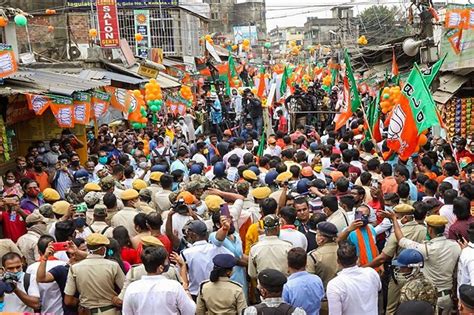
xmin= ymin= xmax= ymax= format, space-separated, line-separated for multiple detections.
xmin=196 ymin=277 xmax=247 ymax=315
xmin=64 ymin=233 xmax=125 ymax=315
xmin=384 ymin=205 xmax=427 ymax=315
xmin=248 ymin=235 xmax=292 ymax=278
xmin=307 ymin=242 xmax=339 ymax=290
xmin=111 ymin=207 xmax=138 ymax=237
xmin=398 ymin=215 xmax=461 ymax=315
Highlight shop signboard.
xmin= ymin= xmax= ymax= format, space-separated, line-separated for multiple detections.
xmin=97 ymin=0 xmax=121 ymax=48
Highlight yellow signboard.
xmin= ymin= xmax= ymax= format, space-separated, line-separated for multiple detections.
xmin=138 ymin=64 xmax=159 ymax=78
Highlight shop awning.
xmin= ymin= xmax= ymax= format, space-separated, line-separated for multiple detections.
xmin=6 ymin=69 xmax=109 ymax=96
xmin=433 ymin=73 xmax=470 ymax=104
xmin=79 ymin=69 xmax=148 ymax=85
xmin=157 ymin=72 xmax=181 ymax=88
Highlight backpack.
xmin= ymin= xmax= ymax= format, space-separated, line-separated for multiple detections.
xmin=251 ymin=302 xmax=296 ymax=315
xmin=88 ymin=225 xmax=110 ymax=235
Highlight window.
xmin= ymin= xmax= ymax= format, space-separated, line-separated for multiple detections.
xmin=211 ymin=12 xmax=219 ymax=20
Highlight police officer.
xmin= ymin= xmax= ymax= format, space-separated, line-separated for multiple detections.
xmin=196 ymin=254 xmax=247 ymax=314
xmin=385 ymin=213 xmax=462 ymax=315
xmin=148 ymin=171 xmax=164 ymax=209
xmin=392 ymin=248 xmax=437 ymax=307
xmin=307 ymin=221 xmax=338 ymax=315
xmin=366 ymin=203 xmax=427 ymax=315
xmin=64 ymin=233 xmax=125 ymax=315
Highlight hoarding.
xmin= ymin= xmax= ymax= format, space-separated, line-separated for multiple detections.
xmin=97 ymin=0 xmax=121 ymax=48
xmin=134 ymin=9 xmax=151 ymax=58
xmin=67 ymin=0 xmax=178 ymax=9
xmin=233 ymin=25 xmax=258 ymax=46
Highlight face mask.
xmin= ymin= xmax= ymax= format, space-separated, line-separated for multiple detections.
xmin=38 ymin=147 xmax=46 ymax=154
xmin=71 ymin=161 xmax=80 ymax=167
xmin=51 ymin=145 xmax=60 ymax=152
xmin=184 ymin=158 xmax=190 ymax=164
xmin=393 ymin=269 xmax=409 ymax=285
xmin=138 ymin=161 xmax=147 ymax=169
xmin=34 ymin=166 xmax=42 ymax=172
xmin=99 ymin=157 xmax=108 ymax=165
xmin=27 ymin=188 xmax=40 ymax=198
xmin=314 ymin=165 xmax=322 ymax=173
xmin=74 ymin=217 xmax=86 ymax=228
xmin=0 ymin=301 xmax=4 ymax=311
xmin=6 ymin=179 xmax=15 ymax=185
xmin=384 ymin=205 xmax=393 ymax=212
xmin=8 ymin=271 xmax=24 ymax=280
xmin=203 ymin=149 xmax=209 ymax=155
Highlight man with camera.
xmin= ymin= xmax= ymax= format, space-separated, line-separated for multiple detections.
xmin=1 ymin=251 xmax=41 ymax=312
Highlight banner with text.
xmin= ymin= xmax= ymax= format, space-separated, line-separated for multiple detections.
xmin=97 ymin=0 xmax=121 ymax=48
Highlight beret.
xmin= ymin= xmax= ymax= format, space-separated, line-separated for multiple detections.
xmin=276 ymin=171 xmax=292 ymax=182
xmin=84 ymin=183 xmax=102 ymax=192
xmin=252 ymin=187 xmax=272 ymax=200
xmin=132 ymin=179 xmax=147 ymax=191
xmin=141 ymin=235 xmax=164 ymax=247
xmin=121 ymin=189 xmax=139 ymax=201
xmin=86 ymin=233 xmax=110 ymax=246
xmin=150 ymin=171 xmax=164 ymax=182
xmin=25 ymin=213 xmax=46 ymax=224
xmin=425 ymin=215 xmax=448 ymax=227
xmin=177 ymin=191 xmax=198 ymax=205
xmin=205 ymin=195 xmax=225 ymax=211
xmin=243 ymin=170 xmax=258 ymax=181
xmin=213 ymin=253 xmax=237 ymax=269
xmin=42 ymin=188 xmax=60 ymax=202
xmin=52 ymin=200 xmax=70 ymax=215
xmin=393 ymin=204 xmax=415 ymax=214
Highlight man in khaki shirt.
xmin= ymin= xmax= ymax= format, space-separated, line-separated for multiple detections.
xmin=64 ymin=233 xmax=125 ymax=314
xmin=85 ymin=205 xmax=114 ymax=238
xmin=307 ymin=222 xmax=339 ymax=290
xmin=248 ymin=214 xmax=292 ymax=279
xmin=322 ymin=195 xmax=349 ymax=233
xmin=0 ymin=239 xmax=22 ymax=267
xmin=386 ymin=213 xmax=461 ymax=315
xmin=111 ymin=189 xmax=139 ymax=237
xmin=16 ymin=213 xmax=47 ymax=265
xmin=365 ymin=204 xmax=426 ymax=315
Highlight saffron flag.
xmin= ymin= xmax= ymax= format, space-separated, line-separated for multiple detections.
xmin=257 ymin=66 xmax=266 ymax=98
xmin=91 ymin=90 xmax=111 ymax=119
xmin=387 ymin=64 xmax=439 ymax=160
xmin=335 ymin=50 xmax=361 ymax=130
xmin=26 ymin=94 xmax=51 ymax=115
xmin=73 ymin=92 xmax=92 ymax=125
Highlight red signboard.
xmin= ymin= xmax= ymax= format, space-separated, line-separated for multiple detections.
xmin=97 ymin=0 xmax=120 ymax=48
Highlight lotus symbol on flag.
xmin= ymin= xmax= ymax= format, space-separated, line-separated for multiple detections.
xmin=388 ymin=104 xmax=406 ymax=140
xmin=115 ymin=89 xmax=128 ymax=110
xmin=32 ymin=95 xmax=48 ymax=113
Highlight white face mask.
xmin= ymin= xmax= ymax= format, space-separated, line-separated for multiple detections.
xmin=6 ymin=179 xmax=15 ymax=185
xmin=38 ymin=147 xmax=46 ymax=153
xmin=138 ymin=161 xmax=147 ymax=169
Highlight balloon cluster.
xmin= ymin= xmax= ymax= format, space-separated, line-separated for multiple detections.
xmin=231 ymin=44 xmax=238 ymax=51
xmin=205 ymin=34 xmax=213 ymax=44
xmin=322 ymin=74 xmax=332 ymax=87
xmin=264 ymin=42 xmax=271 ymax=49
xmin=180 ymin=85 xmax=193 ymax=107
xmin=357 ymin=35 xmax=368 ymax=45
xmin=130 ymin=90 xmax=148 ymax=129
xmin=145 ymin=79 xmax=163 ymax=125
xmin=380 ymin=86 xmax=402 ymax=114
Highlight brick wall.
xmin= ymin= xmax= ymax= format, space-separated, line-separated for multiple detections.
xmin=14 ymin=13 xmax=90 ymax=60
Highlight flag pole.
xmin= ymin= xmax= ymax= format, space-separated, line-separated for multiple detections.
xmin=434 ymin=107 xmax=463 ymax=174
xmin=359 ymin=102 xmax=382 ymax=156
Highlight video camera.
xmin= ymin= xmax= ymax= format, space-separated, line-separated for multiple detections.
xmin=173 ymin=198 xmax=189 ymax=215
xmin=0 ymin=272 xmax=19 ymax=294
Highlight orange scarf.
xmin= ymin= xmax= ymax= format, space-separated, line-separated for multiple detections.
xmin=356 ymin=226 xmax=379 ymax=267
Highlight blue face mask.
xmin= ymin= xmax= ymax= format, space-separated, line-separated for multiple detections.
xmin=74 ymin=217 xmax=86 ymax=228
xmin=98 ymin=156 xmax=108 ymax=165
xmin=0 ymin=301 xmax=4 ymax=311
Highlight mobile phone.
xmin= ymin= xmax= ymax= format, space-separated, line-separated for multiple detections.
xmin=220 ymin=204 xmax=230 ymax=218
xmin=456 ymin=233 xmax=465 ymax=242
xmin=52 ymin=242 xmax=68 ymax=251
xmin=354 ymin=210 xmax=363 ymax=221
xmin=75 ymin=202 xmax=88 ymax=213
xmin=371 ymin=179 xmax=379 ymax=188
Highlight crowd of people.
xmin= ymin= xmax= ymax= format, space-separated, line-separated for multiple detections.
xmin=0 ymin=86 xmax=474 ymax=315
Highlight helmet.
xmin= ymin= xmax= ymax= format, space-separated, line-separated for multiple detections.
xmin=392 ymin=249 xmax=424 ymax=268
xmin=296 ymin=178 xmax=311 ymax=194
xmin=189 ymin=164 xmax=203 ymax=175
xmin=249 ymin=166 xmax=260 ymax=176
xmin=74 ymin=169 xmax=89 ymax=180
xmin=213 ymin=162 xmax=226 ymax=178
xmin=265 ymin=170 xmax=278 ymax=185
xmin=309 ymin=142 xmax=318 ymax=152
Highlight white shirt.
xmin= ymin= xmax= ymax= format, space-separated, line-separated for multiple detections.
xmin=223 ymin=148 xmax=246 ymax=166
xmin=180 ymin=240 xmax=232 ymax=295
xmin=327 ymin=266 xmax=381 ymax=315
xmin=161 ymin=213 xmax=195 ymax=240
xmin=123 ymin=275 xmax=196 ymax=315
xmin=192 ymin=153 xmax=208 ymax=167
xmin=458 ymin=243 xmax=474 ymax=295
xmin=439 ymin=204 xmax=456 ymax=235
xmin=3 ymin=272 xmax=40 ymax=313
xmin=443 ymin=176 xmax=459 ymax=190
xmin=26 ymin=260 xmax=66 ymax=315
xmin=279 ymin=228 xmax=308 ymax=251
xmin=263 ymin=145 xmax=282 ymax=157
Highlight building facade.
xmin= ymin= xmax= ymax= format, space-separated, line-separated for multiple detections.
xmin=268 ymin=26 xmax=304 ymax=60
